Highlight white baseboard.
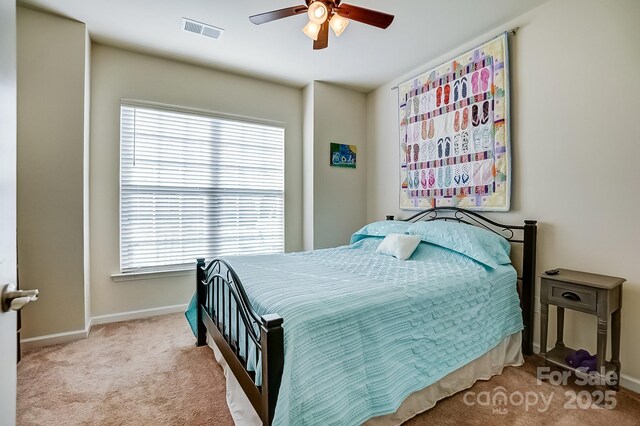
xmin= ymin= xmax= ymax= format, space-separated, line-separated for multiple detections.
xmin=21 ymin=324 xmax=90 ymax=350
xmin=90 ymin=303 xmax=187 ymax=326
xmin=532 ymin=342 xmax=640 ymax=394
xmin=21 ymin=304 xmax=187 ymax=350
xmin=620 ymin=373 xmax=640 ymax=394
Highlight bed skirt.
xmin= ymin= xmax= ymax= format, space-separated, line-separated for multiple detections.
xmin=207 ymin=331 xmax=523 ymax=425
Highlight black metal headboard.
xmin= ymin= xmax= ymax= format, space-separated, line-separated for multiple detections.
xmin=389 ymin=207 xmax=537 ymax=356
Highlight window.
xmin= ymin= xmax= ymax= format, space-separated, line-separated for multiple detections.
xmin=119 ymin=102 xmax=285 ymax=273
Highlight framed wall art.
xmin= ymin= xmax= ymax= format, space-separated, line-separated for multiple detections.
xmin=330 ymin=143 xmax=356 ymax=169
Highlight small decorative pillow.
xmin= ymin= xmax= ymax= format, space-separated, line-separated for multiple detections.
xmin=375 ymin=233 xmax=422 ymax=260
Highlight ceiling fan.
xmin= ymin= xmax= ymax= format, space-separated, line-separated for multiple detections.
xmin=249 ymin=0 xmax=394 ymax=50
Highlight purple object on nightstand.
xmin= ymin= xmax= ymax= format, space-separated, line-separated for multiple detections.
xmin=565 ymin=349 xmax=591 ymax=368
xmin=579 ymin=355 xmax=598 ymax=373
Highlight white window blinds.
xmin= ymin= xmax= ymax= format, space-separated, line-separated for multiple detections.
xmin=120 ymin=102 xmax=285 ymax=273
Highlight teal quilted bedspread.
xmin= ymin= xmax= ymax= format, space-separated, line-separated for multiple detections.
xmin=186 ymin=237 xmax=522 ymax=425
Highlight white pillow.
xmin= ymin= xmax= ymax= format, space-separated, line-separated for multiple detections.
xmin=375 ymin=233 xmax=422 ymax=260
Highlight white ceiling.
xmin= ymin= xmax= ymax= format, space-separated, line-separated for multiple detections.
xmin=19 ymin=0 xmax=549 ymax=91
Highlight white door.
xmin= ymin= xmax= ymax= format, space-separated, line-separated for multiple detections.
xmin=0 ymin=0 xmax=18 ymax=423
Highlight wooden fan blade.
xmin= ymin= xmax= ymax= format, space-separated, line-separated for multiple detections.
xmin=249 ymin=6 xmax=308 ymax=25
xmin=313 ymin=21 xmax=329 ymax=50
xmin=335 ymin=4 xmax=394 ymax=29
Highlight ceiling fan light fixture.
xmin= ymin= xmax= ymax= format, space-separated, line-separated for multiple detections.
xmin=329 ymin=13 xmax=349 ymax=37
xmin=303 ymin=20 xmax=322 ymax=40
xmin=307 ymin=1 xmax=328 ymax=25
xmin=249 ymin=1 xmax=395 ymax=50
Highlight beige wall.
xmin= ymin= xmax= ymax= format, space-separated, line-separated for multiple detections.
xmin=17 ymin=7 xmax=89 ymax=338
xmin=90 ymin=44 xmax=303 ymax=317
xmin=303 ymin=81 xmax=368 ymax=250
xmin=83 ymin=31 xmax=91 ymax=328
xmin=302 ymin=84 xmax=315 ymax=250
xmin=366 ymin=0 xmax=640 ymax=384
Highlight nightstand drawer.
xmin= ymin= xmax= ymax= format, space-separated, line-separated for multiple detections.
xmin=546 ymin=281 xmax=597 ymax=312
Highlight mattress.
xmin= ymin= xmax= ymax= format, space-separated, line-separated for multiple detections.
xmin=187 ymin=236 xmax=523 ymax=425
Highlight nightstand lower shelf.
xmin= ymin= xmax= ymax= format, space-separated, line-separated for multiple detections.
xmin=545 ymin=345 xmax=618 ymax=387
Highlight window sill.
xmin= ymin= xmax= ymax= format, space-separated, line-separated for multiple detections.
xmin=111 ymin=267 xmax=195 ymax=282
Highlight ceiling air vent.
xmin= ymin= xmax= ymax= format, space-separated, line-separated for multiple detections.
xmin=182 ymin=18 xmax=224 ymax=40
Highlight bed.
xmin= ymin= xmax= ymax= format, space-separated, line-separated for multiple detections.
xmin=186 ymin=207 xmax=537 ymax=425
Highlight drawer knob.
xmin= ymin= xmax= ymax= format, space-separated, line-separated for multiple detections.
xmin=561 ymin=291 xmax=581 ymax=302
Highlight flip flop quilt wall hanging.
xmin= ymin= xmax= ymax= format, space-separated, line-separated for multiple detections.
xmin=399 ymin=33 xmax=511 ymax=211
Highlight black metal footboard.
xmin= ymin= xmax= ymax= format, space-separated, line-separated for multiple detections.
xmin=195 ymin=258 xmax=284 ymax=425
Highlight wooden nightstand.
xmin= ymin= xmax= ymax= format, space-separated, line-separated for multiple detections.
xmin=539 ymin=269 xmax=625 ymax=389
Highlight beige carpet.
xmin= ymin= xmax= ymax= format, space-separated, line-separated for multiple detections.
xmin=17 ymin=313 xmax=640 ymax=425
